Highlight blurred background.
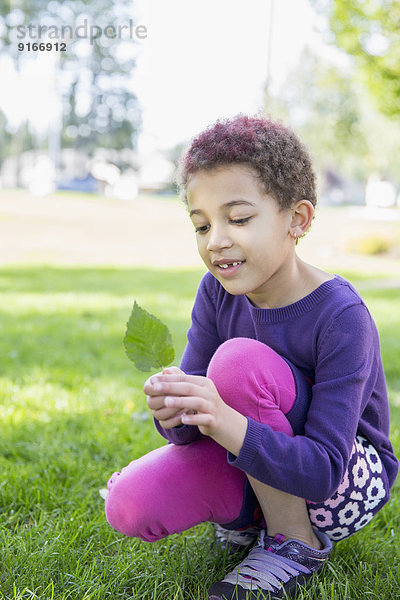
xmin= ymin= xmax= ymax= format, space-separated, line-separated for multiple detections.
xmin=1 ymin=4 xmax=399 ymax=597
xmin=0 ymin=0 xmax=399 ymax=272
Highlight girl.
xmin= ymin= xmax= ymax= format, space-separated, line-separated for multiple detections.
xmin=105 ymin=115 xmax=398 ymax=600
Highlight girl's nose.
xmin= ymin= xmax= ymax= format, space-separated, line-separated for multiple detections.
xmin=206 ymin=228 xmax=233 ymax=251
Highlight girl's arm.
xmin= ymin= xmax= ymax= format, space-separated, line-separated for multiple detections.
xmin=148 ymin=272 xmax=222 ymax=445
xmin=226 ymin=303 xmax=393 ymax=502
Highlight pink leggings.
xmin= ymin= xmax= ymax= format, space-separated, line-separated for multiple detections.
xmin=105 ymin=338 xmax=300 ymax=542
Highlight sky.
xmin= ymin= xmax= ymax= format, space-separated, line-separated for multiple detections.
xmin=134 ymin=0 xmax=325 ymax=152
xmin=0 ymin=0 xmax=333 ymax=154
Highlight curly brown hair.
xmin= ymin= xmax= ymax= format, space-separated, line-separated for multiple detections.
xmin=176 ymin=114 xmax=317 ymax=211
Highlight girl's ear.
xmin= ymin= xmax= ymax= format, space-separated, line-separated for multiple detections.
xmin=289 ymin=200 xmax=314 ymax=239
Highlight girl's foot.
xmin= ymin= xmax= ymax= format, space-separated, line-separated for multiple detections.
xmin=208 ymin=528 xmax=333 ymax=599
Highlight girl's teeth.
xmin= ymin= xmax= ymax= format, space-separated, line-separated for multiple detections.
xmin=219 ymin=262 xmax=241 ymax=268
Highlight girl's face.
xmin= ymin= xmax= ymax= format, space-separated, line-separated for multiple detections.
xmin=186 ymin=164 xmax=297 ymax=308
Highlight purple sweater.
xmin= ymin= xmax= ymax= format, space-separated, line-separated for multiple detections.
xmin=155 ymin=272 xmax=398 ymax=502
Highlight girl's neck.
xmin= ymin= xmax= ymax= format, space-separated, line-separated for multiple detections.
xmin=246 ymin=258 xmax=333 ymax=310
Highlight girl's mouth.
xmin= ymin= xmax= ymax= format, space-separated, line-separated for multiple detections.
xmin=214 ymin=261 xmax=244 ymax=276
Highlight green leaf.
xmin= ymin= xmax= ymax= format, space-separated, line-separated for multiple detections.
xmin=123 ymin=301 xmax=175 ymax=372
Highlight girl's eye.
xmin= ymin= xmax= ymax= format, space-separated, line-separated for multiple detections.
xmin=195 ymin=225 xmax=210 ymax=234
xmin=195 ymin=218 xmax=251 ymax=233
xmin=230 ymin=217 xmax=250 ymax=225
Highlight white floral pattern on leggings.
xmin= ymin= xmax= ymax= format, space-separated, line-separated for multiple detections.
xmin=307 ymin=435 xmax=388 ymax=541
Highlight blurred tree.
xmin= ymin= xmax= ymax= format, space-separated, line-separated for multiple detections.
xmin=0 ymin=0 xmax=141 ymax=153
xmin=264 ymin=48 xmax=368 ymax=181
xmin=264 ymin=47 xmax=400 ymax=188
xmin=0 ymin=109 xmax=12 ymax=164
xmin=311 ymin=0 xmax=400 ymax=119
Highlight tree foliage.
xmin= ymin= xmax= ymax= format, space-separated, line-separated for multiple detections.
xmin=265 ymin=47 xmax=400 ymax=187
xmin=0 ymin=0 xmax=141 ymax=151
xmin=311 ymin=0 xmax=400 ymax=119
xmin=0 ymin=110 xmax=12 ymax=162
xmin=265 ymin=48 xmax=367 ymax=180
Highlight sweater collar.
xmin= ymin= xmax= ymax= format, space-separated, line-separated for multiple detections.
xmin=245 ymin=275 xmax=343 ymax=323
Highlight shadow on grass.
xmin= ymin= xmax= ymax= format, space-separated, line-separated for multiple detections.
xmin=0 ymin=265 xmax=205 ymax=297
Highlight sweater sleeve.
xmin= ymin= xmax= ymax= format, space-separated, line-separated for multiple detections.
xmin=154 ymin=273 xmax=222 ymax=445
xmin=227 ymin=303 xmax=380 ymax=502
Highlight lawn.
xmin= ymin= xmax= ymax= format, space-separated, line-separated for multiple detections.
xmin=0 ymin=265 xmax=399 ymax=600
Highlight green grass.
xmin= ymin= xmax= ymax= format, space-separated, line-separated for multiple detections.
xmin=0 ymin=265 xmax=399 ymax=600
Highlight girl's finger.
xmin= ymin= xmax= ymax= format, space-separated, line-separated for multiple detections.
xmin=143 ymin=371 xmax=164 ymax=387
xmin=146 ymin=394 xmax=168 ymax=410
xmin=162 ymin=366 xmax=184 ymax=374
xmin=152 ymin=407 xmax=185 ymax=421
xmin=143 ymin=370 xmax=177 ymax=393
xmin=143 ymin=379 xmax=171 ymax=395
xmin=181 ymin=412 xmax=213 ymax=427
xmin=164 ymin=395 xmax=208 ymax=413
xmin=143 ymin=380 xmax=159 ymax=395
xmin=149 ymin=373 xmax=208 ymax=386
xmin=159 ymin=413 xmax=188 ymax=429
xmin=151 ymin=381 xmax=204 ymax=398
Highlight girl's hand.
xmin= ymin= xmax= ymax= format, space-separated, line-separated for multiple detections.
xmin=144 ymin=366 xmax=188 ymax=429
xmin=144 ymin=373 xmax=248 ymax=454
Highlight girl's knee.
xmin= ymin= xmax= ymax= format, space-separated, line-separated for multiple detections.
xmin=105 ymin=438 xmax=241 ymax=542
xmin=105 ymin=468 xmax=167 ymax=542
xmin=207 ymin=337 xmax=290 ymax=400
xmin=206 ymin=338 xmax=296 ymax=434
xmin=207 ymin=337 xmax=282 ymax=377
xmin=207 ymin=338 xmax=262 ymax=370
